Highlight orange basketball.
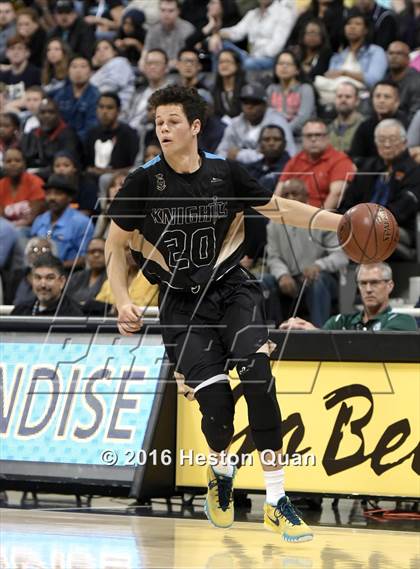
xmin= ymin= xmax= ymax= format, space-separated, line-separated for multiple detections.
xmin=338 ymin=203 xmax=399 ymax=263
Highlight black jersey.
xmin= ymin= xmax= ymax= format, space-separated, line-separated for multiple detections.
xmin=108 ymin=151 xmax=272 ymax=290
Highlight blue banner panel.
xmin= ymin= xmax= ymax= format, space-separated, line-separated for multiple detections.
xmin=0 ymin=341 xmax=165 ymax=467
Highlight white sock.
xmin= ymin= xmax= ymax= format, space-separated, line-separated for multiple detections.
xmin=212 ymin=455 xmax=234 ymax=477
xmin=264 ymin=468 xmax=285 ymax=505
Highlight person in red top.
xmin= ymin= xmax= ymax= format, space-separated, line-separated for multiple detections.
xmin=279 ymin=119 xmax=355 ymax=209
xmin=0 ymin=147 xmax=45 ymax=229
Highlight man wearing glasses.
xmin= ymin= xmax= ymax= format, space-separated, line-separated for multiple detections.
xmin=339 ymin=119 xmax=420 ymax=252
xmin=280 ymin=262 xmax=418 ymax=331
xmin=11 ymin=254 xmax=83 ymax=317
xmin=278 ymin=119 xmax=355 ymax=210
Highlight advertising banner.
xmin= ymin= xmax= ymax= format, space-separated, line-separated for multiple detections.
xmin=176 ymin=361 xmax=420 ymax=498
xmin=0 ymin=334 xmax=166 ymax=483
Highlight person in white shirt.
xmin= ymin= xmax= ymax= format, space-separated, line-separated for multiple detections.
xmin=90 ymin=39 xmax=135 ymax=115
xmin=209 ymin=0 xmax=297 ymax=71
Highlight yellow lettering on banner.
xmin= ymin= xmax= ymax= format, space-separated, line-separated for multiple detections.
xmin=176 ymin=362 xmax=420 ymax=498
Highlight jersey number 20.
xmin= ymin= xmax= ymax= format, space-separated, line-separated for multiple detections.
xmin=164 ymin=227 xmax=216 ymax=270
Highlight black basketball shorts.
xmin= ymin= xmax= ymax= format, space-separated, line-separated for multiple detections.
xmin=158 ymin=266 xmax=269 ymax=389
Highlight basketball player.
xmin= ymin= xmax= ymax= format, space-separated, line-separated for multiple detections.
xmin=106 ymin=86 xmax=342 ymax=542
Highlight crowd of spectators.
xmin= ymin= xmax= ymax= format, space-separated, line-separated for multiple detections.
xmin=0 ymin=0 xmax=419 ymax=329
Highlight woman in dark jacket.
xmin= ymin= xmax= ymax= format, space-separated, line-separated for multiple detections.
xmin=212 ymin=48 xmax=246 ymax=122
xmin=291 ymin=18 xmax=332 ymax=83
xmin=289 ymin=0 xmax=345 ymax=52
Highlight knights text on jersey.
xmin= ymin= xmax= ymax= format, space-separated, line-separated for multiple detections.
xmin=108 ymin=151 xmax=272 ymax=290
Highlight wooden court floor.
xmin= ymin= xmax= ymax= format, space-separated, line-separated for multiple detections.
xmin=1 ymin=508 xmax=419 ymax=569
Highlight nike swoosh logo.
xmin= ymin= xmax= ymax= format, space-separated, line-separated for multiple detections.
xmin=266 ymin=513 xmax=280 ymax=526
xmin=211 ymin=177 xmax=223 ymax=183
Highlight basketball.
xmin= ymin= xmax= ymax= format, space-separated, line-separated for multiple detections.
xmin=338 ymin=203 xmax=400 ymax=263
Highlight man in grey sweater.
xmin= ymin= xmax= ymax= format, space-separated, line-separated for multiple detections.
xmin=265 ymin=178 xmax=348 ymax=326
xmin=140 ymin=0 xmax=195 ymax=72
xmin=216 ymin=84 xmax=296 ymax=162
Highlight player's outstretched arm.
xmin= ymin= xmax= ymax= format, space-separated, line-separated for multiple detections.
xmin=254 ymin=194 xmax=342 ymax=233
xmin=105 ymin=221 xmax=143 ymax=336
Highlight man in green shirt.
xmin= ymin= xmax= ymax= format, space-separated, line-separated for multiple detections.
xmin=280 ymin=262 xmax=418 ymax=331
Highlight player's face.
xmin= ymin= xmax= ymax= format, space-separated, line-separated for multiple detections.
xmin=32 ymin=267 xmax=65 ymax=305
xmin=155 ymin=104 xmax=200 ymax=154
xmin=357 ymin=266 xmax=393 ymax=311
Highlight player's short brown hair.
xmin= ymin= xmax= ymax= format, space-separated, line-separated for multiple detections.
xmin=149 ymin=85 xmax=207 ymax=127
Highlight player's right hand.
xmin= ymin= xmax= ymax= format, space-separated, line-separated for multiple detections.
xmin=116 ymin=303 xmax=143 ymax=336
